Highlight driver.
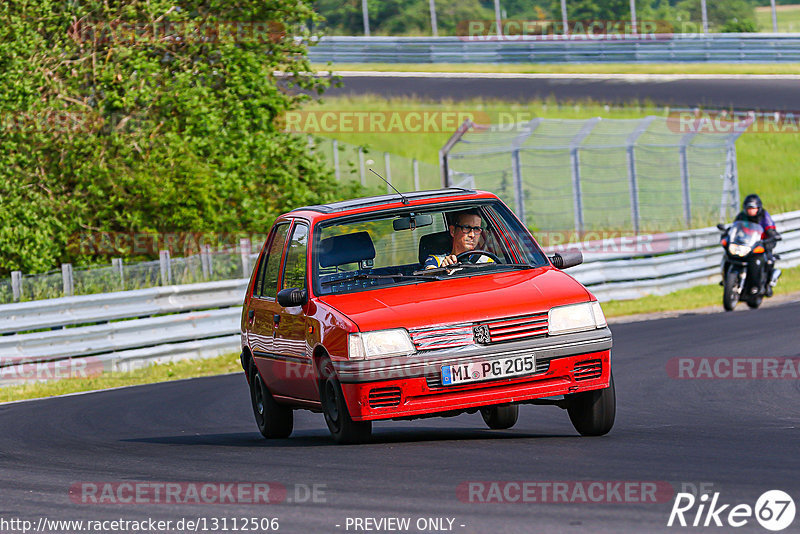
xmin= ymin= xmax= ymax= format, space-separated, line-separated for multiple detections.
xmin=424 ymin=209 xmax=495 ymax=269
xmin=734 ymin=194 xmax=780 ymax=296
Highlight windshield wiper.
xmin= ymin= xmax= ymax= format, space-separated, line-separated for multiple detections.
xmin=321 ymin=273 xmax=443 ymax=286
xmin=413 ymin=263 xmax=536 ymax=276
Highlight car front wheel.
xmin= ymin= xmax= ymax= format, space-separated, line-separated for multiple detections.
xmin=566 ymin=374 xmax=616 ymax=436
xmin=480 ymin=404 xmax=519 ymax=429
xmin=249 ymin=364 xmax=293 ymax=439
xmin=320 ymin=360 xmax=371 ymax=444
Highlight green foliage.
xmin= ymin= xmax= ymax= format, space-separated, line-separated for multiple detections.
xmin=0 ymin=0 xmax=359 ymax=276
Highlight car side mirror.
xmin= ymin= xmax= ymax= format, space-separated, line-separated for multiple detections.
xmin=277 ymin=288 xmax=308 ymax=307
xmin=549 ymin=249 xmax=583 ymax=269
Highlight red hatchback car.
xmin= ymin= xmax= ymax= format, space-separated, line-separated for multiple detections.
xmin=240 ymin=189 xmax=614 ymax=443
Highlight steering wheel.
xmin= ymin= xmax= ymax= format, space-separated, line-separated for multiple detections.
xmin=456 ymin=249 xmax=502 ymax=264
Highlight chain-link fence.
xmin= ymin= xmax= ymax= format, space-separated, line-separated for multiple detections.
xmin=308 ymin=136 xmax=441 ymax=194
xmin=443 ymin=116 xmax=748 ymax=236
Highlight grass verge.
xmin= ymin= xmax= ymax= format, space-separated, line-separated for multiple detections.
xmin=315 ymin=62 xmax=800 ymax=75
xmin=0 ymin=353 xmax=242 ymax=404
xmin=603 ymin=264 xmax=800 ymax=317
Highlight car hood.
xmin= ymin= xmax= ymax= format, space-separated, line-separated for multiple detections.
xmin=317 ymin=267 xmax=592 ymax=332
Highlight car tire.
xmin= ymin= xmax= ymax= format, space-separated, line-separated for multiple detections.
xmin=480 ymin=404 xmax=519 ymax=430
xmin=248 ymin=362 xmax=293 ymax=439
xmin=320 ymin=360 xmax=371 ymax=444
xmin=566 ymin=374 xmax=616 ymax=436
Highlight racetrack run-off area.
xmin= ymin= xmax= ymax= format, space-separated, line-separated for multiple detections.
xmin=1 ymin=300 xmax=798 ymax=533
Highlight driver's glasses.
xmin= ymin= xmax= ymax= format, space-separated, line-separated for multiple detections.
xmin=454 ymin=224 xmax=483 ymax=234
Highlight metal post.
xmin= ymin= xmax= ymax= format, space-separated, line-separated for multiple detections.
xmin=413 ymin=159 xmax=420 ymax=191
xmin=358 ymin=146 xmax=366 ymax=186
xmin=362 ymin=0 xmax=370 ymax=36
xmin=332 ymin=139 xmax=340 ymax=181
xmin=384 ymin=152 xmax=392 ymax=194
xmin=112 ymin=258 xmax=124 ymax=289
xmin=630 ymin=0 xmax=638 ymax=34
xmin=439 ymin=119 xmax=474 ymax=187
xmin=493 ymin=0 xmax=503 ymax=38
xmin=771 ymin=0 xmax=778 ymax=32
xmin=11 ymin=271 xmax=22 ymax=301
xmin=568 ymin=118 xmax=601 ymax=234
xmin=679 ymin=130 xmax=698 ymax=227
xmin=201 ymin=245 xmax=211 ymax=279
xmin=700 ymin=0 xmax=708 ymax=34
xmin=159 ymin=250 xmax=172 ymax=286
xmin=625 ymin=116 xmax=656 ymax=234
xmin=240 ymin=238 xmax=251 ymax=278
xmin=511 ymin=149 xmax=526 ymax=224
xmin=429 ymin=0 xmax=438 ymax=37
xmin=560 ymin=0 xmax=569 ymax=36
xmin=61 ymin=263 xmax=74 ymax=297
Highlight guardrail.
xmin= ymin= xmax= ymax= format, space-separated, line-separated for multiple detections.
xmin=560 ymin=211 xmax=800 ymax=300
xmin=308 ymin=34 xmax=800 ymax=63
xmin=1 ymin=211 xmax=798 ymax=386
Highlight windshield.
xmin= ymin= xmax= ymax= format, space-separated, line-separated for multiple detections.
xmin=313 ymin=201 xmax=548 ymax=296
xmin=729 ymin=220 xmax=764 ymax=248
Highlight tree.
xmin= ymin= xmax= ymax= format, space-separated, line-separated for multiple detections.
xmin=0 ymin=0 xmax=352 ymax=275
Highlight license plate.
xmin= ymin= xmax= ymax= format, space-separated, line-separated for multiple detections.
xmin=441 ymin=354 xmax=536 ymax=386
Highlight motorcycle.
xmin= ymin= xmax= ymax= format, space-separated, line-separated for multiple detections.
xmin=717 ymin=221 xmax=781 ymax=311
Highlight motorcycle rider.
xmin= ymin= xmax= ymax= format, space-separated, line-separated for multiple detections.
xmin=733 ymin=194 xmax=780 ymax=297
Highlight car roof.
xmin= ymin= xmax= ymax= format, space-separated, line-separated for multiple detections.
xmin=289 ymin=188 xmax=481 ymax=216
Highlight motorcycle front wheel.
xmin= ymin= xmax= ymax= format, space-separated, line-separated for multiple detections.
xmin=723 ymin=270 xmax=740 ymax=311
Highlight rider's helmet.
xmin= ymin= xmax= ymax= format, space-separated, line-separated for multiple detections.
xmin=742 ymin=194 xmax=762 ymax=221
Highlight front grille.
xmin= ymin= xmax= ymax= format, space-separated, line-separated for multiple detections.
xmin=425 ymin=358 xmax=550 ymax=389
xmin=368 ymin=387 xmax=402 ymax=408
xmin=573 ymin=359 xmax=602 ymax=381
xmin=408 ymin=323 xmax=474 ymax=351
xmin=484 ymin=313 xmax=548 ymax=343
xmin=408 ymin=313 xmax=548 ymax=352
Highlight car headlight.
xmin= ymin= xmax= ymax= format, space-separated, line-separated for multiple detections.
xmin=728 ymin=243 xmax=751 ymax=257
xmin=348 ymin=329 xmax=415 ymax=360
xmin=548 ymin=301 xmax=606 ymax=335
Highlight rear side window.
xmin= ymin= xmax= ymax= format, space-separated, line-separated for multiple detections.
xmin=255 ymin=223 xmax=289 ymax=299
xmin=282 ymin=223 xmax=309 ymax=290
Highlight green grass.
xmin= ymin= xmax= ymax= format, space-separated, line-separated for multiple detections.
xmin=603 ymin=265 xmax=800 ymax=317
xmin=756 ymin=4 xmax=800 ymax=32
xmin=314 ymin=62 xmax=800 ymax=75
xmin=0 ymin=353 xmax=242 ymax=404
xmin=305 ymin=95 xmax=800 ymax=214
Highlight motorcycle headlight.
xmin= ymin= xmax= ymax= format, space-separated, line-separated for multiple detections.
xmin=728 ymin=243 xmax=751 ymax=257
xmin=548 ymin=302 xmax=607 ymax=336
xmin=348 ymin=329 xmax=415 ymax=360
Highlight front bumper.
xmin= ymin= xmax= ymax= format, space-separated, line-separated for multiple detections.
xmin=333 ymin=327 xmax=612 ymax=421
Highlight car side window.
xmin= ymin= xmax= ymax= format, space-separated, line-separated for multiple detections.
xmin=258 ymin=223 xmax=290 ymax=299
xmin=282 ymin=223 xmax=309 ymax=290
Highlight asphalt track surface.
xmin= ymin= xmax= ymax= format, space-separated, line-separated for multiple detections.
xmin=1 ymin=300 xmax=799 ymax=533
xmin=327 ymin=73 xmax=800 ymax=110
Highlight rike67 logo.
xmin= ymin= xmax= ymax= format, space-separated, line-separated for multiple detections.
xmin=668 ymin=490 xmax=796 ymax=531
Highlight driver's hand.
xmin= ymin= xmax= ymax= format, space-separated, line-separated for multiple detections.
xmin=440 ymin=254 xmax=458 ymax=267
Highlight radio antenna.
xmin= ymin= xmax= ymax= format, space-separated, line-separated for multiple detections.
xmin=369 ymin=168 xmax=409 ymax=205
